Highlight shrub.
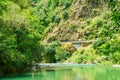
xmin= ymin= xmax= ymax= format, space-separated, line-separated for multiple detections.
xmin=55 ymin=47 xmax=71 ymax=62
xmin=62 ymin=42 xmax=76 ymax=52
xmin=49 ymin=41 xmax=61 ymax=48
xmin=43 ymin=46 xmax=56 ymax=63
xmin=0 ymin=0 xmax=7 ymax=14
xmin=59 ymin=0 xmax=72 ymax=8
xmin=86 ymin=19 xmax=92 ymax=25
xmin=68 ymin=24 xmax=77 ymax=31
xmin=93 ymin=38 xmax=106 ymax=49
xmin=54 ymin=15 xmax=61 ymax=23
xmin=62 ymin=10 xmax=68 ymax=20
xmin=110 ymin=52 xmax=120 ymax=64
xmin=93 ymin=34 xmax=120 ymax=55
xmin=67 ymin=45 xmax=97 ymax=63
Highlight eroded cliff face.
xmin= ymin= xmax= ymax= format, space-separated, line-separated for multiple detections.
xmin=43 ymin=0 xmax=110 ymax=42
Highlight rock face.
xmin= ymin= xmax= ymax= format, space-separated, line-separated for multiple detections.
xmin=43 ymin=0 xmax=109 ymax=42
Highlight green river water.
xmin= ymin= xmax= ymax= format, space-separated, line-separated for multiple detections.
xmin=0 ymin=64 xmax=120 ymax=80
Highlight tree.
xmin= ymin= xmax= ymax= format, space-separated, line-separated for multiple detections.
xmin=0 ymin=0 xmax=7 ymax=15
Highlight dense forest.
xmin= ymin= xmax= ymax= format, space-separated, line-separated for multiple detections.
xmin=0 ymin=0 xmax=120 ymax=75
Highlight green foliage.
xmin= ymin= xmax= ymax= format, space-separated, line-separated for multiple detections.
xmin=59 ymin=0 xmax=72 ymax=8
xmin=0 ymin=0 xmax=7 ymax=15
xmin=110 ymin=52 xmax=120 ymax=64
xmin=0 ymin=0 xmax=45 ymax=75
xmin=93 ymin=38 xmax=106 ymax=49
xmin=92 ymin=0 xmax=120 ymax=57
xmin=67 ymin=46 xmax=99 ymax=63
xmin=43 ymin=46 xmax=56 ymax=63
xmin=72 ymin=50 xmax=88 ymax=63
xmin=93 ymin=34 xmax=120 ymax=57
xmin=37 ymin=0 xmax=120 ymax=65
xmin=62 ymin=10 xmax=69 ymax=19
xmin=54 ymin=15 xmax=61 ymax=23
xmin=55 ymin=47 xmax=71 ymax=62
xmin=35 ymin=0 xmax=72 ymax=27
xmin=0 ymin=0 xmax=120 ymax=75
xmin=49 ymin=41 xmax=61 ymax=48
xmin=42 ymin=41 xmax=71 ymax=62
xmin=11 ymin=0 xmax=31 ymax=8
xmin=111 ymin=0 xmax=120 ymax=26
xmin=68 ymin=24 xmax=77 ymax=31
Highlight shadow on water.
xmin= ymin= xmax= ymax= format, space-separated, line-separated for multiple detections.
xmin=0 ymin=64 xmax=120 ymax=80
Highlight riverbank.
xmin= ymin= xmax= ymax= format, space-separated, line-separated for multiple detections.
xmin=1 ymin=64 xmax=120 ymax=80
xmin=31 ymin=63 xmax=120 ymax=71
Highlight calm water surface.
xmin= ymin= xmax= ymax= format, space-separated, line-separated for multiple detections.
xmin=0 ymin=64 xmax=120 ymax=80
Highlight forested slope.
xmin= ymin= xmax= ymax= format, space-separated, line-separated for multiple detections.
xmin=0 ymin=0 xmax=120 ymax=75
xmin=39 ymin=0 xmax=120 ymax=65
xmin=40 ymin=0 xmax=119 ymax=42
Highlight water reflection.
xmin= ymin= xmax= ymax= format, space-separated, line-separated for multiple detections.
xmin=0 ymin=65 xmax=120 ymax=80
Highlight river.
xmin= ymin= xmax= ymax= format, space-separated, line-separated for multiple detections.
xmin=0 ymin=64 xmax=120 ymax=80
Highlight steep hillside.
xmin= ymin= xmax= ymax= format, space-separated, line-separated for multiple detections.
xmin=42 ymin=0 xmax=111 ymax=42
xmin=38 ymin=0 xmax=120 ymax=64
